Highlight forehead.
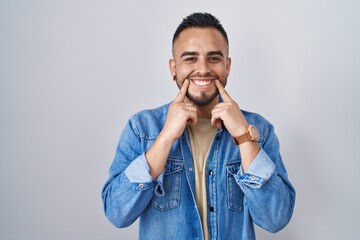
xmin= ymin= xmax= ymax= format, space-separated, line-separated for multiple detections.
xmin=172 ymin=27 xmax=228 ymax=57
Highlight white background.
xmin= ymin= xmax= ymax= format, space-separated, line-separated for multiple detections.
xmin=1 ymin=0 xmax=359 ymax=239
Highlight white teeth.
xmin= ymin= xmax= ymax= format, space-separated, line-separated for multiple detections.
xmin=194 ymin=80 xmax=211 ymax=86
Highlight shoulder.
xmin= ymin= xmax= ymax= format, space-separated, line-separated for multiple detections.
xmin=130 ymin=102 xmax=171 ymax=122
xmin=127 ymin=102 xmax=171 ymax=138
xmin=242 ymin=109 xmax=271 ymax=126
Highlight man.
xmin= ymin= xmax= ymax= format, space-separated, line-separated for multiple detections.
xmin=102 ymin=12 xmax=295 ymax=240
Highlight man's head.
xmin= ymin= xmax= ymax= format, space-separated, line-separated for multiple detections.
xmin=170 ymin=12 xmax=231 ymax=107
xmin=172 ymin=12 xmax=229 ymax=55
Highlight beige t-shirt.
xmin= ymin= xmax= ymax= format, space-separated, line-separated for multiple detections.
xmin=187 ymin=118 xmax=218 ymax=240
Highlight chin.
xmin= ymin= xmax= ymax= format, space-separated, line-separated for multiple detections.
xmin=186 ymin=91 xmax=219 ymax=106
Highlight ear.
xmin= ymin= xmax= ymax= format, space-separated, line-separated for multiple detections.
xmin=226 ymin=57 xmax=232 ymax=77
xmin=169 ymin=59 xmax=176 ymax=79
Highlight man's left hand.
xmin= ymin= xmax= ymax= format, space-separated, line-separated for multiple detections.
xmin=211 ymin=80 xmax=249 ymax=137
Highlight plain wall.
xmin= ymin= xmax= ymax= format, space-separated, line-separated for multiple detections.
xmin=1 ymin=0 xmax=359 ymax=239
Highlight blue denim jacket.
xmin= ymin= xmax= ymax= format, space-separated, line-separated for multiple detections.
xmin=102 ymin=102 xmax=295 ymax=240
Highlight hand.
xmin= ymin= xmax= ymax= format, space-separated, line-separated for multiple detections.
xmin=160 ymin=79 xmax=198 ymax=141
xmin=211 ymin=80 xmax=248 ymax=137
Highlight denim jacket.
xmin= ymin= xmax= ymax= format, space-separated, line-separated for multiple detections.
xmin=102 ymin=102 xmax=295 ymax=240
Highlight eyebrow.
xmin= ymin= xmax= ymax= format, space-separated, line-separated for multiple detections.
xmin=208 ymin=51 xmax=224 ymax=57
xmin=180 ymin=50 xmax=224 ymax=58
xmin=180 ymin=51 xmax=199 ymax=58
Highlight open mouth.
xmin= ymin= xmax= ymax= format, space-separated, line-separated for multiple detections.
xmin=193 ymin=80 xmax=211 ymax=86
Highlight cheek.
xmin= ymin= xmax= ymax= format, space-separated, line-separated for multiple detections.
xmin=176 ymin=64 xmax=193 ymax=79
xmin=216 ymin=66 xmax=229 ymax=80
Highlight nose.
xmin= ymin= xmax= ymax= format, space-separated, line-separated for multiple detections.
xmin=195 ymin=58 xmax=210 ymax=75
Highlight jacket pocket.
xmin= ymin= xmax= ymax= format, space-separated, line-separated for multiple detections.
xmin=225 ymin=160 xmax=245 ymax=212
xmin=151 ymin=158 xmax=183 ymax=211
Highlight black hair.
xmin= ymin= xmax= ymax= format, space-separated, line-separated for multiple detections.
xmin=172 ymin=12 xmax=229 ymax=46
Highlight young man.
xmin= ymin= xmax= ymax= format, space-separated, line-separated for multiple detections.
xmin=102 ymin=12 xmax=295 ymax=240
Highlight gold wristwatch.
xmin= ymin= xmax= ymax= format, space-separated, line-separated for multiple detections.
xmin=233 ymin=125 xmax=260 ymax=145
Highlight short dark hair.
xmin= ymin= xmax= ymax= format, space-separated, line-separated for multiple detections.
xmin=172 ymin=12 xmax=229 ymax=47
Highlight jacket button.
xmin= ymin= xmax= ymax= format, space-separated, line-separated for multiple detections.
xmin=209 ymin=207 xmax=214 ymax=212
xmin=250 ymin=176 xmax=256 ymax=181
xmin=208 ymin=170 xmax=213 ymax=175
xmin=189 ymin=167 xmax=193 ymax=172
xmin=139 ymin=183 xmax=144 ymax=188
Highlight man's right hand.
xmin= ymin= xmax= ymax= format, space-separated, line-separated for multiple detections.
xmin=159 ymin=79 xmax=198 ymax=142
xmin=146 ymin=79 xmax=197 ymax=179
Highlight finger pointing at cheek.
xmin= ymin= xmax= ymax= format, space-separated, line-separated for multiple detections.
xmin=215 ymin=80 xmax=233 ymax=102
xmin=174 ymin=79 xmax=189 ymax=103
xmin=212 ymin=80 xmax=248 ymax=136
xmin=161 ymin=79 xmax=198 ymax=141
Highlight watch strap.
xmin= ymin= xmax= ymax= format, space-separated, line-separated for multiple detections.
xmin=233 ymin=131 xmax=251 ymax=145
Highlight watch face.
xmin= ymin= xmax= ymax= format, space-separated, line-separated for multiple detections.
xmin=250 ymin=125 xmax=260 ymax=141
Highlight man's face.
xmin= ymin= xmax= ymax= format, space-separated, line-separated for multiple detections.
xmin=170 ymin=27 xmax=231 ymax=106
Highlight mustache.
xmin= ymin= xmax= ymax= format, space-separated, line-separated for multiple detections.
xmin=187 ymin=71 xmax=219 ymax=79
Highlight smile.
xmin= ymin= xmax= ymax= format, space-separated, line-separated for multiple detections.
xmin=192 ymin=80 xmax=212 ymax=87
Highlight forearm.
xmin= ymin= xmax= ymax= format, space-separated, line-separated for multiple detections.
xmin=235 ymin=148 xmax=295 ymax=232
xmin=102 ymin=169 xmax=156 ymax=228
xmin=241 ymin=172 xmax=295 ymax=232
xmin=145 ymin=133 xmax=176 ymax=179
xmin=239 ymin=141 xmax=260 ymax=173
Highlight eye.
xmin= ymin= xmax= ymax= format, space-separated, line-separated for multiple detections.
xmin=209 ymin=57 xmax=221 ymax=62
xmin=185 ymin=57 xmax=197 ymax=62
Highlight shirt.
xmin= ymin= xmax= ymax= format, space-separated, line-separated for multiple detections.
xmin=188 ymin=118 xmax=218 ymax=240
xmin=102 ymin=101 xmax=296 ymax=240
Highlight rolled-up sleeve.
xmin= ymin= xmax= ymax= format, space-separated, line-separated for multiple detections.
xmin=237 ymin=148 xmax=276 ymax=188
xmin=124 ymin=153 xmax=165 ymax=195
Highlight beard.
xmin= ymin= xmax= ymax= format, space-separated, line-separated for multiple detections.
xmin=175 ymin=72 xmax=227 ymax=106
xmin=186 ymin=88 xmax=219 ymax=106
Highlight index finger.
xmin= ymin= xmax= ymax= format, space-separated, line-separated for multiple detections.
xmin=215 ymin=80 xmax=232 ymax=101
xmin=174 ymin=79 xmax=189 ymax=102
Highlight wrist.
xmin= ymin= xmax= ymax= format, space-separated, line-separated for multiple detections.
xmin=233 ymin=125 xmax=260 ymax=145
xmin=232 ymin=124 xmax=249 ymax=137
xmin=158 ymin=131 xmax=177 ymax=144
